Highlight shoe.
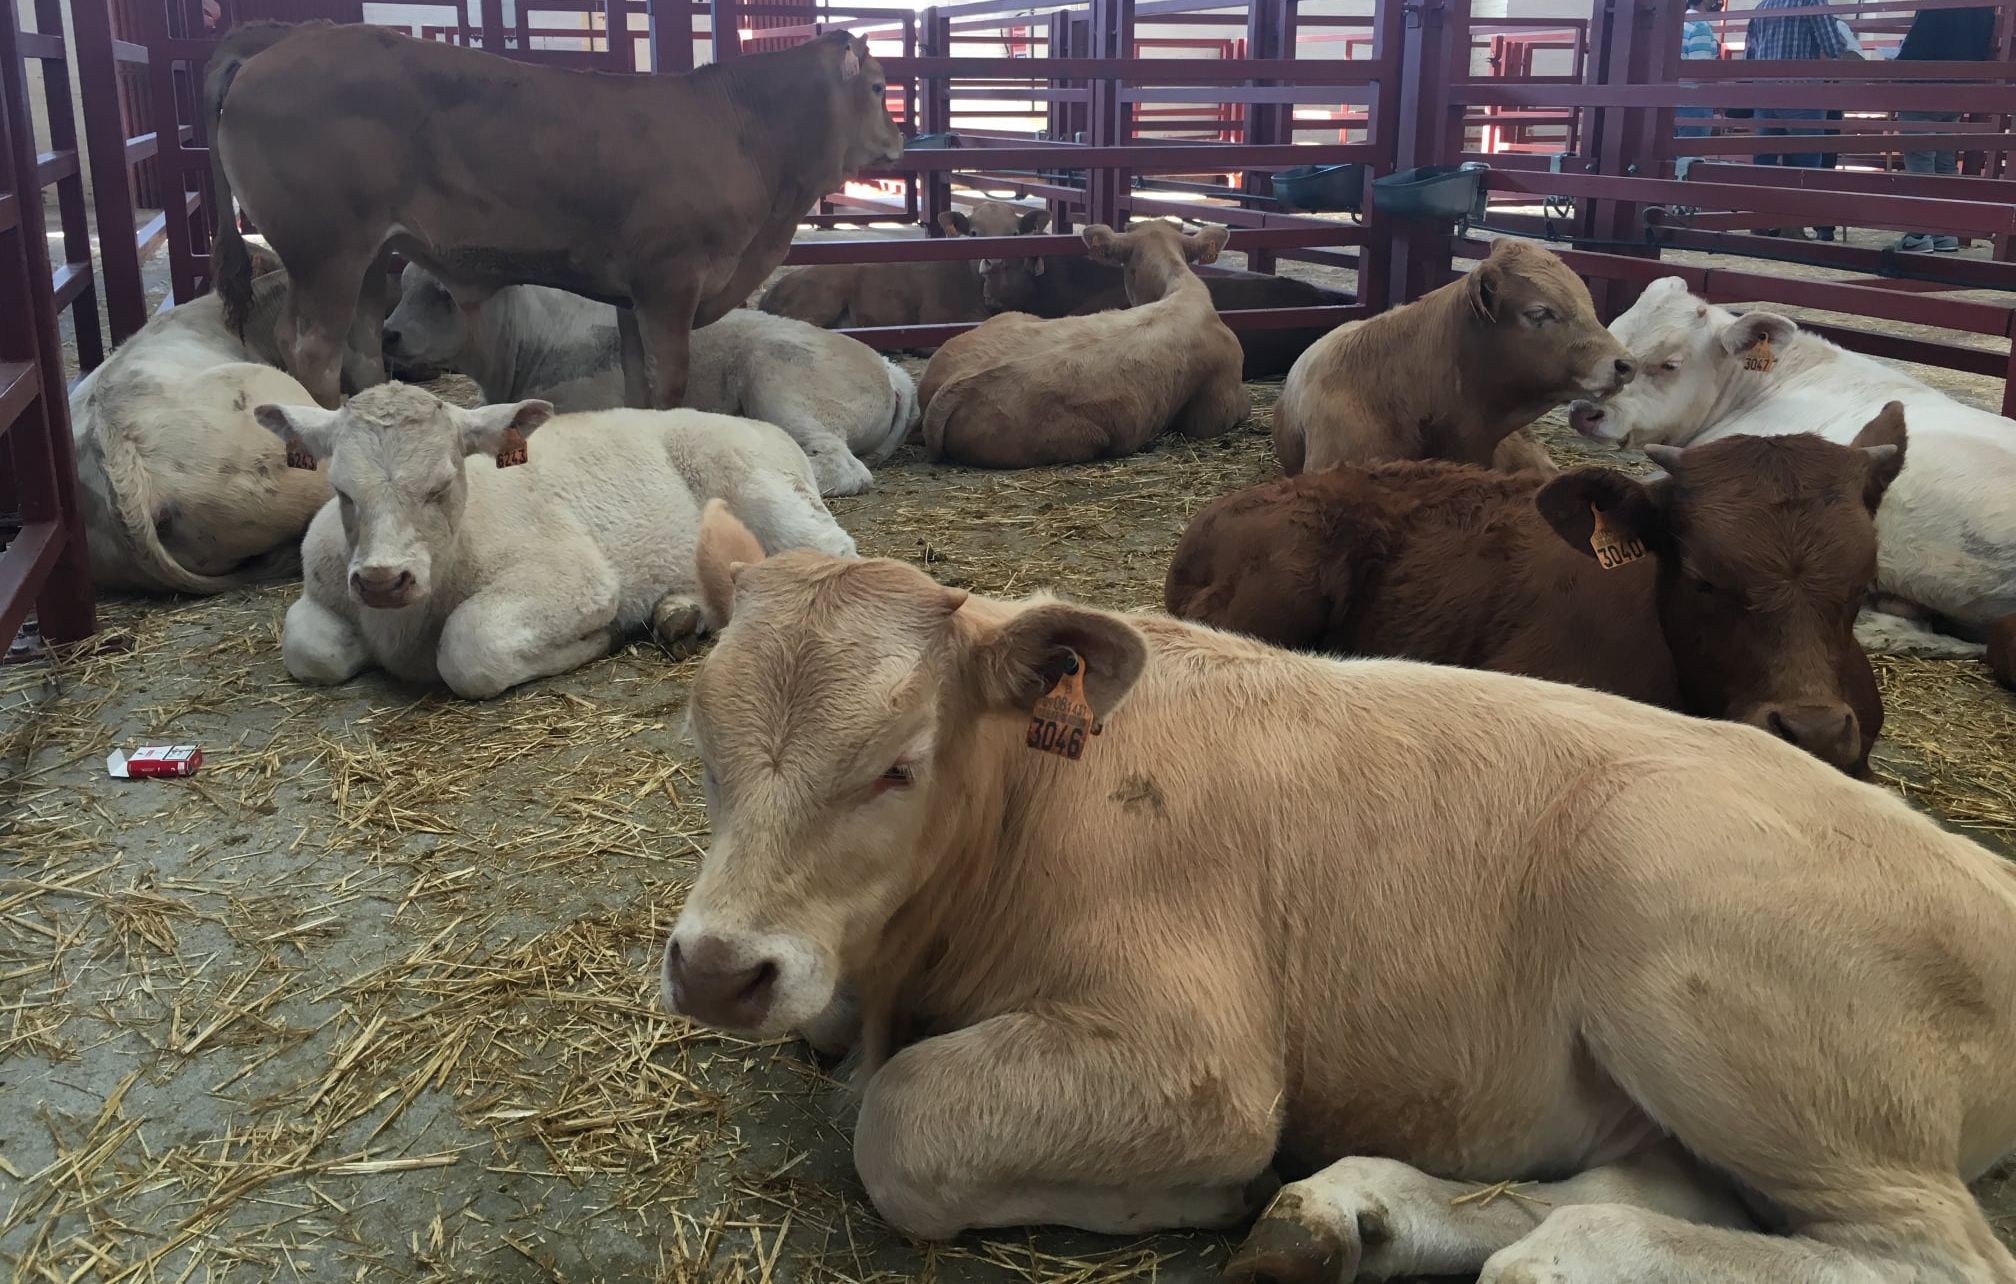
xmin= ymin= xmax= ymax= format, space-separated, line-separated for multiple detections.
xmin=1932 ymin=235 xmax=1961 ymax=252
xmin=1895 ymin=233 xmax=1935 ymax=252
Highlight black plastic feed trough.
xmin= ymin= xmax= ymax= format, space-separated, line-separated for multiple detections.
xmin=1271 ymin=163 xmax=1366 ymax=213
xmin=1372 ymin=163 xmax=1488 ymax=224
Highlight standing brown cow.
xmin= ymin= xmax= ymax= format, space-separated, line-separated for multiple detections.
xmin=204 ymin=23 xmax=905 ymax=411
xmin=1166 ymin=407 xmax=1910 ymax=776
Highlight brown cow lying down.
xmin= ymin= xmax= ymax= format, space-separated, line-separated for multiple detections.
xmin=976 ymin=252 xmax=1352 ymax=380
xmin=759 ymin=202 xmax=1051 ymax=331
xmin=205 ymin=23 xmax=903 ymax=410
xmin=1166 ymin=408 xmax=1908 ymax=776
xmin=918 ymin=221 xmax=1245 ymax=467
xmin=1274 ymin=237 xmax=1637 ymax=474
xmin=661 ymin=502 xmax=2016 ymax=1282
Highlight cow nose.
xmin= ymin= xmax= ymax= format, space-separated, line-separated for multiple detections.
xmin=1755 ymin=702 xmax=1860 ymax=769
xmin=1612 ymin=357 xmax=1637 ymax=383
xmin=1568 ymin=401 xmax=1608 ymax=438
xmin=663 ymin=935 xmax=779 ymax=1030
xmin=382 ymin=326 xmax=403 ymax=352
xmin=351 ymin=566 xmax=415 ymax=599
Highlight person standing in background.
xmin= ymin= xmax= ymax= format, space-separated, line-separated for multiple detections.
xmin=1893 ymin=5 xmax=1994 ymax=252
xmin=1746 ymin=0 xmax=1863 ymax=240
xmin=1677 ymin=0 xmax=1724 ymax=140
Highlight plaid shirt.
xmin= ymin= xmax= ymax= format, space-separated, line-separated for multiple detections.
xmin=1745 ymin=0 xmax=1851 ymax=60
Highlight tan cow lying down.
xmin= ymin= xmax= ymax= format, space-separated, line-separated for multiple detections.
xmin=68 ymin=266 xmax=326 ymax=594
xmin=918 ymin=221 xmax=1245 ymax=467
xmin=759 ymin=201 xmax=1050 ymax=331
xmin=1275 ymin=237 xmax=1636 ymax=474
xmin=1166 ymin=410 xmax=1909 ymax=776
xmin=206 ymin=24 xmax=903 ymax=410
xmin=662 ymin=507 xmax=2016 ymax=1282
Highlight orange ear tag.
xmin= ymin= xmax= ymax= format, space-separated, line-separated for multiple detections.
xmin=1589 ymin=504 xmax=1646 ymax=571
xmin=1742 ymin=335 xmax=1775 ymax=373
xmin=495 ymin=428 xmax=530 ymax=469
xmin=283 ymin=434 xmax=318 ymax=471
xmin=1026 ymin=649 xmax=1101 ymax=762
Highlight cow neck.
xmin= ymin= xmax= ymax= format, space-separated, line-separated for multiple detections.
xmin=1697 ymin=335 xmax=1827 ymax=442
xmin=706 ymin=50 xmax=844 ymax=221
xmin=1125 ymin=249 xmax=1204 ymax=308
xmin=1449 ymin=301 xmax=1554 ymax=448
xmin=473 ymin=292 xmax=620 ymax=404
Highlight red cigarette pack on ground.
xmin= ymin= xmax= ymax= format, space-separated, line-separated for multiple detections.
xmin=107 ymin=745 xmax=203 ymax=779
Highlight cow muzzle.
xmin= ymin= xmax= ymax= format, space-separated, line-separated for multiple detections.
xmin=1746 ymin=701 xmax=1861 ymax=771
xmin=661 ymin=932 xmax=781 ymax=1032
xmin=1568 ymin=399 xmax=1618 ymax=442
xmin=350 ymin=564 xmax=424 ymax=610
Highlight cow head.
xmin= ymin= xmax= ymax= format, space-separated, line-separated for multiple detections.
xmin=662 ymin=503 xmax=1147 ymax=1038
xmin=1568 ymin=277 xmax=1798 ymax=448
xmin=1461 ymin=238 xmax=1636 ymax=409
xmin=949 ymin=202 xmax=1053 ymax=314
xmin=1082 ymin=219 xmax=1227 ymax=307
xmin=254 ymin=384 xmax=552 ymax=610
xmin=820 ymin=32 xmax=906 ymax=173
xmin=1533 ymin=405 xmax=1907 ymax=774
xmin=382 ymin=263 xmax=477 ymax=379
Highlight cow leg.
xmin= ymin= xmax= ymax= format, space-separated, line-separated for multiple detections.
xmin=280 ymin=252 xmax=375 ymax=409
xmin=855 ymin=1012 xmax=1277 ymax=1241
xmin=281 ymin=595 xmax=371 ymax=687
xmin=1853 ymin=606 xmax=1987 ymax=660
xmin=724 ymin=473 xmax=857 ymax=560
xmin=435 ymin=576 xmax=620 ymax=700
xmin=1172 ymin=381 xmax=1249 ymax=441
xmin=1223 ymin=1143 xmax=1750 ymax=1284
xmin=632 ymin=294 xmax=700 ymax=411
xmin=649 ymin=592 xmax=707 ymax=658
xmin=617 ymin=307 xmax=649 ymax=410
xmin=340 ymin=250 xmax=392 ymax=394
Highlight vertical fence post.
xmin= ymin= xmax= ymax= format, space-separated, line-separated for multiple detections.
xmin=1384 ymin=0 xmax=1465 ymax=309
xmin=74 ymin=0 xmax=149 ymax=344
xmin=648 ymin=0 xmax=693 ymax=72
xmin=1086 ymin=0 xmax=1132 ymax=228
xmin=1240 ymin=0 xmax=1291 ymax=273
xmin=710 ymin=0 xmax=739 ymax=61
xmin=917 ymin=5 xmax=950 ymax=233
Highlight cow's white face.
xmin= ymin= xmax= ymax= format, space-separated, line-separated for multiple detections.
xmin=382 ymin=264 xmax=471 ymax=371
xmin=1569 ymin=276 xmax=1797 ymax=448
xmin=662 ymin=507 xmax=1145 ymax=1039
xmin=255 ymin=385 xmax=550 ymax=610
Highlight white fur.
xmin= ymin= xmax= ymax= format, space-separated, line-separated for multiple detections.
xmin=279 ymin=386 xmax=856 ymax=700
xmin=1576 ymin=277 xmax=2016 ymax=633
xmin=383 ymin=265 xmax=917 ymax=496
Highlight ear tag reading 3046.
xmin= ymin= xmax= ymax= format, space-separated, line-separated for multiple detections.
xmin=496 ymin=428 xmax=530 ymax=469
xmin=1589 ymin=504 xmax=1646 ymax=571
xmin=1743 ymin=335 xmax=1775 ymax=373
xmin=1027 ymin=650 xmax=1101 ymax=762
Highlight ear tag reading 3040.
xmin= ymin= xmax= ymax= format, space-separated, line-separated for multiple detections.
xmin=1027 ymin=650 xmax=1101 ymax=762
xmin=1743 ymin=335 xmax=1775 ymax=373
xmin=1589 ymin=504 xmax=1646 ymax=571
xmin=496 ymin=428 xmax=530 ymax=469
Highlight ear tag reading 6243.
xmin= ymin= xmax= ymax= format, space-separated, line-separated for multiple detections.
xmin=1589 ymin=504 xmax=1646 ymax=571
xmin=496 ymin=428 xmax=530 ymax=469
xmin=1027 ymin=650 xmax=1100 ymax=762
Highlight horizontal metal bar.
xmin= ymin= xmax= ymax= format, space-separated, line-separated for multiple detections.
xmin=1682 ymin=59 xmax=2013 ymax=81
xmin=1799 ymin=321 xmax=2010 ymax=378
xmin=1460 ymin=82 xmax=2016 ymax=112
xmin=1487 ymin=169 xmax=2016 ymax=239
xmin=126 ymin=131 xmax=159 ymax=164
xmin=0 ymin=193 xmax=15 ymax=235
xmin=0 ymin=521 xmax=63 ymax=652
xmin=16 ymin=29 xmax=62 ymax=60
xmin=34 ymin=149 xmax=79 ymax=188
xmin=1120 ymin=86 xmax=1383 ymax=105
xmin=1657 ymin=227 xmax=2016 ymax=294
xmin=1674 ymin=132 xmax=2015 ymax=156
xmin=111 ymin=37 xmax=148 ymax=63
xmin=1683 ymin=162 xmax=2016 ymax=204
xmin=50 ymin=260 xmax=92 ymax=311
xmin=782 ymin=223 xmax=1361 ymax=267
xmin=869 ymin=143 xmax=1373 ymax=176
xmin=882 ymin=56 xmax=1389 ymax=86
xmin=0 ymin=360 xmax=41 ymax=438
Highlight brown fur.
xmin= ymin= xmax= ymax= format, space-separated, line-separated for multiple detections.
xmin=1991 ymin=614 xmax=2016 ymax=689
xmin=664 ymin=513 xmax=2016 ymax=1282
xmin=1274 ymin=238 xmax=1635 ymax=473
xmin=206 ymin=24 xmax=904 ymax=410
xmin=1167 ymin=408 xmax=1911 ymax=777
xmin=917 ymin=221 xmax=1246 ymax=468
xmin=758 ymin=202 xmax=1044 ymax=331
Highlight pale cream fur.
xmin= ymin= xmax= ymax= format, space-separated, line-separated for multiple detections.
xmin=666 ymin=519 xmax=2016 ymax=1283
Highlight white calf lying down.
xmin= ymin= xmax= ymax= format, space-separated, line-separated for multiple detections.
xmin=1572 ymin=277 xmax=2016 ymax=668
xmin=382 ymin=265 xmax=917 ymax=497
xmin=262 ymin=383 xmax=855 ymax=699
xmin=69 ymin=271 xmax=328 ymax=593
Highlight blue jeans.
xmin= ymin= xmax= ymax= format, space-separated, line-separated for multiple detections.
xmin=1899 ymin=109 xmax=1959 ymax=176
xmin=1756 ymin=106 xmax=1832 ymax=169
xmin=1675 ymin=105 xmax=1712 ymax=140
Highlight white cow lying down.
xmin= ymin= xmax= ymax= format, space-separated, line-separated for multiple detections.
xmin=382 ymin=265 xmax=918 ymax=498
xmin=261 ymin=383 xmax=855 ymax=700
xmin=1572 ymin=277 xmax=2016 ymax=671
xmin=68 ymin=269 xmax=327 ymax=593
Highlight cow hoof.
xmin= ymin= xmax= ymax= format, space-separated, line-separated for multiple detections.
xmin=1222 ymin=1214 xmax=1342 ymax=1284
xmin=651 ymin=597 xmax=707 ymax=656
xmin=811 ymin=450 xmax=875 ymax=498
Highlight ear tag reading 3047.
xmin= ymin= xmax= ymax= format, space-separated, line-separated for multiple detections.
xmin=1027 ymin=650 xmax=1101 ymax=762
xmin=496 ymin=428 xmax=530 ymax=469
xmin=1743 ymin=335 xmax=1775 ymax=373
xmin=1589 ymin=504 xmax=1646 ymax=571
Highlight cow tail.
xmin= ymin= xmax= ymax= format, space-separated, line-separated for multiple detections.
xmin=920 ymin=375 xmax=964 ymax=462
xmin=872 ymin=358 xmax=918 ymax=463
xmin=205 ymin=21 xmax=305 ymax=336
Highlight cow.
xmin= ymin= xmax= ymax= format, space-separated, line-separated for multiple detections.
xmin=659 ymin=503 xmax=2016 ymax=1283
xmin=1274 ymin=237 xmax=1636 ymax=474
xmin=68 ymin=264 xmax=327 ymax=594
xmin=204 ymin=23 xmax=905 ymax=412
xmin=259 ymin=384 xmax=854 ymax=700
xmin=1569 ymin=276 xmax=2016 ymax=677
xmin=977 ymin=251 xmax=1352 ymax=380
xmin=917 ymin=221 xmax=1245 ymax=467
xmin=758 ymin=201 xmax=1050 ymax=332
xmin=1164 ymin=409 xmax=1908 ymax=776
xmin=383 ymin=265 xmax=916 ymax=497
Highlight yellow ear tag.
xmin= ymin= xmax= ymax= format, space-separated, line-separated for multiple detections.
xmin=1743 ymin=335 xmax=1775 ymax=373
xmin=496 ymin=428 xmax=530 ymax=469
xmin=1027 ymin=650 xmax=1100 ymax=762
xmin=1589 ymin=504 xmax=1647 ymax=571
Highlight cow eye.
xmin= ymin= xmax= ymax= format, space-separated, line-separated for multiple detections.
xmin=1659 ymin=359 xmax=1681 ymax=373
xmin=1524 ymin=305 xmax=1555 ymax=323
xmin=871 ymin=81 xmax=886 ymax=94
xmin=426 ymin=481 xmax=453 ymax=504
xmin=872 ymin=763 xmax=914 ymax=795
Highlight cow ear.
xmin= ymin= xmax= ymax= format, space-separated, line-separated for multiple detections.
xmin=1850 ymin=400 xmax=1907 ymax=511
xmin=254 ymin=402 xmax=341 ymax=470
xmin=833 ymin=33 xmax=863 ymax=79
xmin=1534 ymin=466 xmax=1665 ymax=561
xmin=1082 ymin=224 xmax=1123 ymax=263
xmin=1719 ymin=311 xmax=1796 ymax=359
xmin=971 ymin=602 xmax=1147 ymax=720
xmin=1466 ymin=257 xmax=1505 ymax=321
xmin=1018 ymin=208 xmax=1052 ymax=235
xmin=696 ymin=499 xmax=768 ymax=631
xmin=938 ymin=210 xmax=972 ymax=237
xmin=1187 ymin=225 xmax=1229 ymax=264
xmin=456 ymin=400 xmax=552 ymax=460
